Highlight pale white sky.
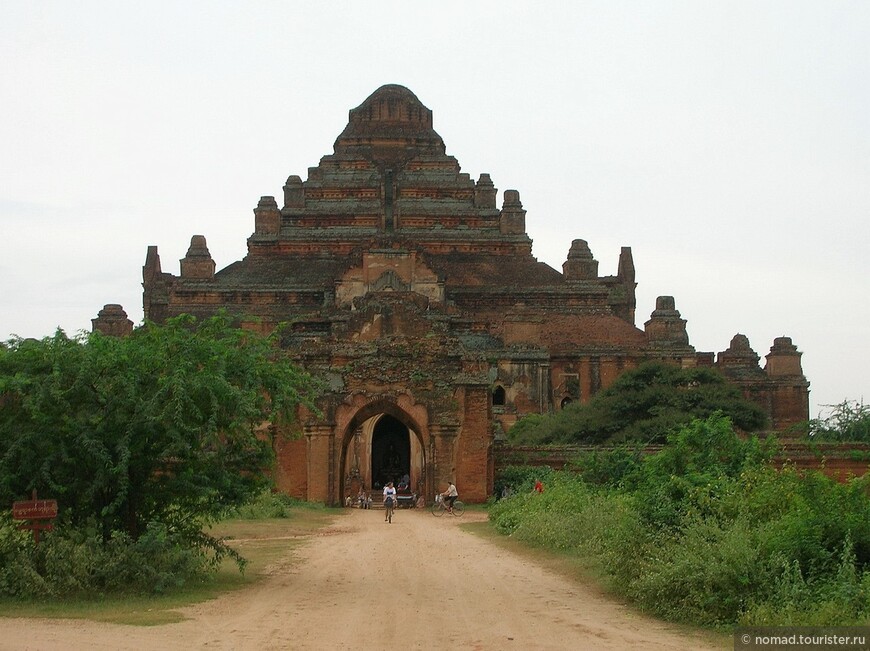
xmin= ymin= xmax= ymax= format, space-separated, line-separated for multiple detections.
xmin=1 ymin=2 xmax=868 ymax=417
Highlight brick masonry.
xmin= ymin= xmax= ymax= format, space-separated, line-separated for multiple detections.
xmin=94 ymin=85 xmax=811 ymax=504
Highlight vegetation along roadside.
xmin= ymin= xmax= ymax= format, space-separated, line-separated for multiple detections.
xmin=492 ymin=412 xmax=870 ymax=628
xmin=0 ymin=494 xmax=332 ymax=624
xmin=0 ymin=314 xmax=321 ymax=612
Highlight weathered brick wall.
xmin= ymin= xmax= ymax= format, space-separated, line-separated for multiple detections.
xmin=125 ymin=85 xmax=811 ymax=507
xmin=770 ymin=385 xmax=811 ymax=431
xmin=274 ymin=435 xmax=308 ymax=498
xmin=305 ymin=427 xmax=333 ymax=503
xmin=456 ymin=386 xmax=493 ymax=501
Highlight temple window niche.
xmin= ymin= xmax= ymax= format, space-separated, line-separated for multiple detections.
xmin=555 ymin=373 xmax=580 ymax=410
xmin=492 ymin=385 xmax=506 ymax=407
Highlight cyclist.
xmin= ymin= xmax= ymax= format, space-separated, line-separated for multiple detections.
xmin=441 ymin=481 xmax=458 ymax=513
xmin=383 ymin=481 xmax=397 ymax=522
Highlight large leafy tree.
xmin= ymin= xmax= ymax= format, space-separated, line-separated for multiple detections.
xmin=0 ymin=314 xmax=318 ymax=542
xmin=509 ymin=361 xmax=767 ymax=444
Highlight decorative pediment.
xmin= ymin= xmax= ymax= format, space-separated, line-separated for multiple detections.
xmin=343 ymin=292 xmax=440 ymax=342
xmin=370 ymin=270 xmax=410 ymax=293
xmin=335 ymin=249 xmax=444 ymax=308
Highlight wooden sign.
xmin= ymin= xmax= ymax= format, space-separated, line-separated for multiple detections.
xmin=11 ymin=490 xmax=57 ymax=544
xmin=12 ymin=499 xmax=58 ymax=520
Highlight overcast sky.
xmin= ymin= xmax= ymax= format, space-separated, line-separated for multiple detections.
xmin=2 ymin=2 xmax=868 ymax=417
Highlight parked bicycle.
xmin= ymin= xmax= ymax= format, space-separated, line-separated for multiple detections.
xmin=431 ymin=493 xmax=464 ymax=517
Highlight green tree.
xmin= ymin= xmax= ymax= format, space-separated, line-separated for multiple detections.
xmin=0 ymin=314 xmax=319 ymax=544
xmin=508 ymin=361 xmax=767 ymax=444
xmin=807 ymin=400 xmax=870 ymax=442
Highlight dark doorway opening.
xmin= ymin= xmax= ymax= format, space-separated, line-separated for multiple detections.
xmin=371 ymin=414 xmax=410 ymax=489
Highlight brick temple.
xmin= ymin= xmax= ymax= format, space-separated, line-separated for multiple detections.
xmin=94 ymin=84 xmax=810 ymax=504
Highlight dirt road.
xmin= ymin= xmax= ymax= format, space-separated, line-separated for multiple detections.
xmin=0 ymin=509 xmax=724 ymax=650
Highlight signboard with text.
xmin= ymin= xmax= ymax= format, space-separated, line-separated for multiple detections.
xmin=11 ymin=492 xmax=58 ymax=544
xmin=12 ymin=499 xmax=58 ymax=520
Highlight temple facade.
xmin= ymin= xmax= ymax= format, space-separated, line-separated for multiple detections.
xmin=95 ymin=85 xmax=810 ymax=504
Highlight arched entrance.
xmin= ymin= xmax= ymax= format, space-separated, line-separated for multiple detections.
xmin=371 ymin=414 xmax=410 ymax=489
xmin=339 ymin=402 xmax=427 ymax=504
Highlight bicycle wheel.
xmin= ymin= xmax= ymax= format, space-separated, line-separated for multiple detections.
xmin=452 ymin=500 xmax=465 ymax=516
xmin=431 ymin=501 xmax=444 ymax=517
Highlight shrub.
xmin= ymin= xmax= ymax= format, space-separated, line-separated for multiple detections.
xmin=490 ymin=414 xmax=870 ymax=628
xmin=0 ymin=517 xmax=224 ymax=598
xmin=808 ymin=400 xmax=870 ymax=442
xmin=226 ymin=490 xmax=307 ymax=519
xmin=493 ymin=465 xmax=555 ymax=499
xmin=490 ymin=474 xmax=641 ymax=560
xmin=742 ymin=538 xmax=870 ymax=626
xmin=507 ymin=362 xmax=767 ymax=444
xmin=567 ymin=445 xmax=644 ymax=489
xmin=620 ymin=516 xmax=762 ymax=625
xmin=632 ymin=414 xmax=773 ymax=530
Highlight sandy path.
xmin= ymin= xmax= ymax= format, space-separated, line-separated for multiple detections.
xmin=0 ymin=509 xmax=724 ymax=650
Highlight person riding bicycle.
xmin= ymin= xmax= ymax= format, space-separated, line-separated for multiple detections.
xmin=441 ymin=481 xmax=458 ymax=513
xmin=383 ymin=481 xmax=397 ymax=521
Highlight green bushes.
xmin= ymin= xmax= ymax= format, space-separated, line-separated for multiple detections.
xmin=615 ymin=516 xmax=761 ymax=624
xmin=807 ymin=400 xmax=870 ymax=442
xmin=0 ymin=317 xmax=319 ymax=544
xmin=0 ymin=516 xmax=223 ymax=598
xmin=567 ymin=445 xmax=644 ymax=489
xmin=507 ymin=362 xmax=767 ymax=444
xmin=491 ymin=414 xmax=870 ymax=627
xmin=225 ymin=490 xmax=308 ymax=519
xmin=493 ymin=465 xmax=556 ymax=499
xmin=0 ymin=316 xmax=321 ymax=600
xmin=0 ymin=488 xmax=329 ymax=599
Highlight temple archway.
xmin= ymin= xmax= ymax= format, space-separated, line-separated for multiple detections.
xmin=339 ymin=399 xmax=427 ymax=505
